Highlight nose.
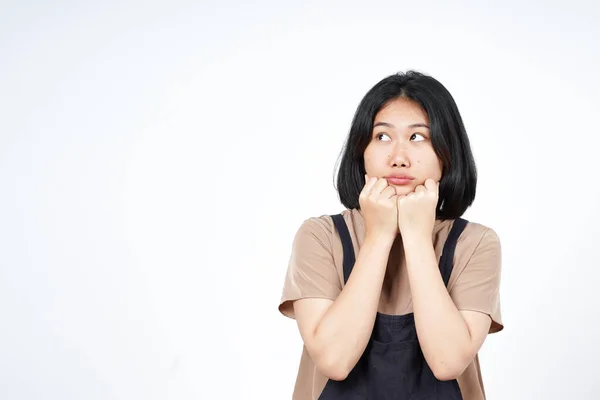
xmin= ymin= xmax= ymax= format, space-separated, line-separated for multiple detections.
xmin=389 ymin=143 xmax=410 ymax=168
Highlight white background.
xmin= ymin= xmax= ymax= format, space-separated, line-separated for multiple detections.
xmin=1 ymin=1 xmax=599 ymax=399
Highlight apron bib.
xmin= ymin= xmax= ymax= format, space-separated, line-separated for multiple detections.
xmin=318 ymin=214 xmax=468 ymax=400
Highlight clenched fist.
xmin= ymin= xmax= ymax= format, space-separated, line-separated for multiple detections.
xmin=397 ymin=178 xmax=439 ymax=240
xmin=359 ymin=174 xmax=399 ymax=240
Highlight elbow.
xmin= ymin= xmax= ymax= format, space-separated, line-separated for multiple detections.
xmin=316 ymin=353 xmax=352 ymax=381
xmin=430 ymin=356 xmax=469 ymax=381
xmin=429 ymin=351 xmax=471 ymax=381
xmin=308 ymin=327 xmax=362 ymax=381
xmin=431 ymin=364 xmax=463 ymax=381
xmin=323 ymin=366 xmax=350 ymax=382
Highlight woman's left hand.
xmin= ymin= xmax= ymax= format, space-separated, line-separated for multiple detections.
xmin=397 ymin=178 xmax=439 ymax=241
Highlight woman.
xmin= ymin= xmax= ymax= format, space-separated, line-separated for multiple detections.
xmin=278 ymin=70 xmax=503 ymax=400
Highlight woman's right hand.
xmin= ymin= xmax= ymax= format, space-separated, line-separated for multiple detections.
xmin=359 ymin=174 xmax=399 ymax=240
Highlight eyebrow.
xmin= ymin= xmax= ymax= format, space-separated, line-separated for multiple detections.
xmin=373 ymin=122 xmax=430 ymax=129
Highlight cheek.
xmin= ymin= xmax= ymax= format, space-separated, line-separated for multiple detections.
xmin=433 ymin=159 xmax=443 ymax=180
xmin=418 ymin=151 xmax=443 ymax=178
xmin=363 ymin=156 xmax=374 ymax=175
xmin=363 ymin=146 xmax=376 ymax=170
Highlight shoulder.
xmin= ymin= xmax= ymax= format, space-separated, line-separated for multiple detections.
xmin=295 ymin=209 xmax=358 ymax=238
xmin=435 ymin=218 xmax=500 ymax=252
xmin=291 ymin=212 xmax=338 ymax=252
xmin=458 ymin=219 xmax=501 ymax=254
xmin=294 ymin=213 xmax=334 ymax=241
xmin=447 ymin=219 xmax=502 ymax=285
xmin=294 ymin=209 xmax=364 ymax=259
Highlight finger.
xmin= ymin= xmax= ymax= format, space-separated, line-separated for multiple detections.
xmin=424 ymin=178 xmax=437 ymax=192
xmin=370 ymin=178 xmax=390 ymax=196
xmin=415 ymin=185 xmax=426 ymax=194
xmin=396 ymin=194 xmax=406 ymax=204
xmin=363 ymin=174 xmax=377 ymax=193
xmin=382 ymin=185 xmax=397 ymax=199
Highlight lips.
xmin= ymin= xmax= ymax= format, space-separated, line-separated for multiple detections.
xmin=385 ymin=175 xmax=414 ymax=185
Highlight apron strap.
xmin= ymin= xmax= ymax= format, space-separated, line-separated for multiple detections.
xmin=331 ymin=213 xmax=468 ymax=288
xmin=330 ymin=214 xmax=355 ymax=284
xmin=439 ymin=218 xmax=469 ymax=287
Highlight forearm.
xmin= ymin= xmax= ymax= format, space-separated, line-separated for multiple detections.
xmin=403 ymin=235 xmax=472 ymax=380
xmin=315 ymin=234 xmax=393 ymax=379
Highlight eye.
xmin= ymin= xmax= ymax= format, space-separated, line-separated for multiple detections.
xmin=410 ymin=133 xmax=426 ymax=142
xmin=376 ymin=133 xmax=391 ymax=141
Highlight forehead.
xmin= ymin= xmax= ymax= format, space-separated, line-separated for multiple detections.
xmin=374 ymin=98 xmax=429 ymax=125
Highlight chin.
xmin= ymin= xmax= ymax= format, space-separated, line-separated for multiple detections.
xmin=392 ymin=185 xmax=415 ymax=195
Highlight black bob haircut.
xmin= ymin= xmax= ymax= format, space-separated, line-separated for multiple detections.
xmin=335 ymin=70 xmax=477 ymax=220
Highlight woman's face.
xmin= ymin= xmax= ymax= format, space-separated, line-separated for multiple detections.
xmin=364 ymin=97 xmax=443 ymax=196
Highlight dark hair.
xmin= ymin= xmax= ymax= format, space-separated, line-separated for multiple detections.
xmin=335 ymin=70 xmax=477 ymax=220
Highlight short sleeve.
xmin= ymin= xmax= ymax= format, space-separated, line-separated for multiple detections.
xmin=450 ymin=227 xmax=504 ymax=333
xmin=278 ymin=218 xmax=342 ymax=319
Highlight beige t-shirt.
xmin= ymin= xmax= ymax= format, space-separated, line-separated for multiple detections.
xmin=278 ymin=208 xmax=503 ymax=400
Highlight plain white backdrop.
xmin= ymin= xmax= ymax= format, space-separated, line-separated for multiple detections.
xmin=1 ymin=1 xmax=599 ymax=399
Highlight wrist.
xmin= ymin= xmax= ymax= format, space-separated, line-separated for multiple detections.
xmin=364 ymin=231 xmax=396 ymax=248
xmin=401 ymin=232 xmax=432 ymax=249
